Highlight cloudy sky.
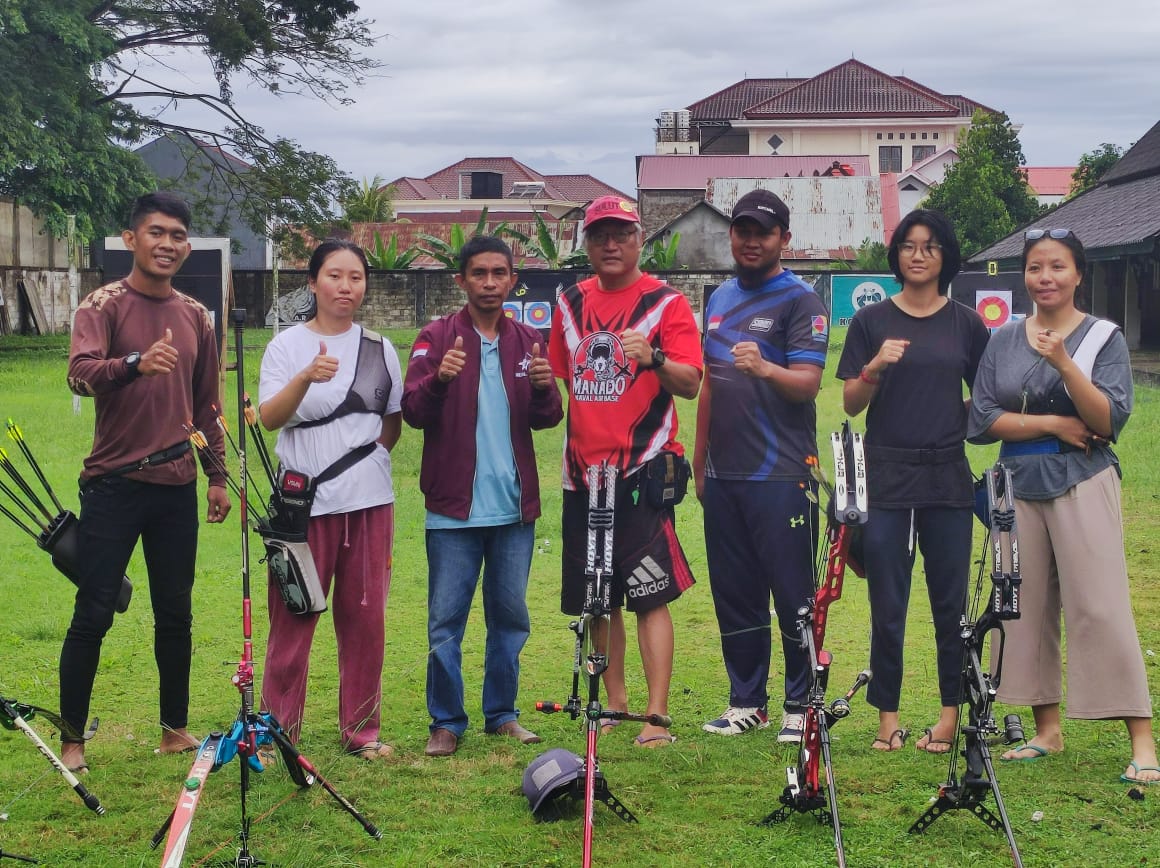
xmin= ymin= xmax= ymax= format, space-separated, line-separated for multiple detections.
xmin=142 ymin=0 xmax=1160 ymax=196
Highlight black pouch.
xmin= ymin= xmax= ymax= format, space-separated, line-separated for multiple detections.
xmin=639 ymin=450 xmax=690 ymax=509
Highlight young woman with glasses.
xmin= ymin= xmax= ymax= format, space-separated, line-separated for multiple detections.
xmin=836 ymin=209 xmax=990 ymax=755
xmin=967 ymin=229 xmax=1157 ymax=784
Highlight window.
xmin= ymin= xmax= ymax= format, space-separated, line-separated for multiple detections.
xmin=922 ymin=132 xmax=929 ymax=140
xmin=878 ymin=146 xmax=902 ymax=173
xmin=912 ymin=145 xmax=936 ymax=163
xmin=888 ymin=132 xmax=894 ymax=140
xmin=910 ymin=132 xmax=917 ymax=140
xmin=876 ymin=132 xmax=883 ymax=140
xmin=934 ymin=132 xmax=939 ymax=140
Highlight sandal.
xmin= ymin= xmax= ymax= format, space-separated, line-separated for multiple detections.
xmin=916 ymin=726 xmax=954 ymax=755
xmin=347 ymin=741 xmax=394 ymax=761
xmin=871 ymin=728 xmax=909 ymax=751
xmin=600 ymin=718 xmax=623 ymax=735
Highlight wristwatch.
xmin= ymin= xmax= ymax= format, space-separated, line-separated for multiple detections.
xmin=124 ymin=351 xmax=142 ymax=378
xmin=649 ymin=347 xmax=667 ymax=370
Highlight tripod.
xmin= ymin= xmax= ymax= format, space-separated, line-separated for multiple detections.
xmin=151 ymin=309 xmax=381 ymax=867
xmin=908 ymin=462 xmax=1025 ymax=867
xmin=762 ymin=423 xmax=870 ymax=868
xmin=536 ymin=463 xmax=670 ymax=868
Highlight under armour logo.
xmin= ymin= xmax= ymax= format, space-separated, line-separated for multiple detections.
xmin=789 ymin=515 xmax=805 ymax=528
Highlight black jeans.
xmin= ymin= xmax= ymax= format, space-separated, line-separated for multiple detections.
xmin=59 ymin=476 xmax=198 ymax=736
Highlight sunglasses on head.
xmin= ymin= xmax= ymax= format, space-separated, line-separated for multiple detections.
xmin=1025 ymin=228 xmax=1074 ymax=241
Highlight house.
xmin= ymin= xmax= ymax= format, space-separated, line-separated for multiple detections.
xmin=968 ymin=120 xmax=1160 ymax=350
xmin=388 ymin=157 xmax=630 ymax=220
xmin=658 ymin=59 xmax=998 ymax=174
xmin=133 ymin=134 xmax=269 ymax=269
xmin=1023 ymin=167 xmax=1074 ymax=208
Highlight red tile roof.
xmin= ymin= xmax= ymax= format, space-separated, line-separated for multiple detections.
xmin=745 ymin=60 xmax=960 ymax=119
xmin=686 ymin=78 xmax=807 ymax=121
xmin=638 ymin=155 xmax=873 ymax=189
xmin=894 ymin=77 xmax=998 ymax=118
xmin=1024 ymin=166 xmax=1076 ymax=196
xmin=388 ymin=157 xmax=630 ymax=203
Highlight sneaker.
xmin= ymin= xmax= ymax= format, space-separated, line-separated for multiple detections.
xmin=702 ymin=706 xmax=769 ymax=735
xmin=778 ymin=711 xmax=806 ymax=743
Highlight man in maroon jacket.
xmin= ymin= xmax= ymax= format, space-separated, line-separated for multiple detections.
xmin=403 ymin=235 xmax=563 ymax=757
xmin=61 ymin=192 xmax=231 ymax=773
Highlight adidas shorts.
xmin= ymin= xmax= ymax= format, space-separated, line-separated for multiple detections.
xmin=560 ymin=479 xmax=695 ymax=615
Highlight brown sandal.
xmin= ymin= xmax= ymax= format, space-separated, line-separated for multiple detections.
xmin=871 ymin=728 xmax=909 ymax=751
xmin=347 ymin=741 xmax=394 ymax=761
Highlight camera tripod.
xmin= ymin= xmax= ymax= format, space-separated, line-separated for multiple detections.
xmin=151 ymin=309 xmax=380 ymax=867
xmin=536 ymin=463 xmax=671 ymax=868
xmin=761 ymin=422 xmax=870 ymax=868
xmin=908 ymin=462 xmax=1025 ymax=867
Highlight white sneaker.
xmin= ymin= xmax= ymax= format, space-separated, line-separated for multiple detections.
xmin=778 ymin=711 xmax=806 ymax=743
xmin=702 ymin=706 xmax=769 ymax=735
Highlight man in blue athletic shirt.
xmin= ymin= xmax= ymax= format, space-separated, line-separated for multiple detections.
xmin=403 ymin=235 xmax=563 ymax=757
xmin=692 ymin=190 xmax=829 ymax=742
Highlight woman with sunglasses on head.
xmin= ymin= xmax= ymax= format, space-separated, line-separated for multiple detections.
xmin=967 ymin=229 xmax=1156 ymax=783
xmin=837 ymin=209 xmax=990 ymax=755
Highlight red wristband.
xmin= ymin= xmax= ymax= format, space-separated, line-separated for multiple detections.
xmin=859 ymin=366 xmax=880 ymax=385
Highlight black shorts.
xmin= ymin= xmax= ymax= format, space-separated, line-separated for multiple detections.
xmin=560 ymin=479 xmax=695 ymax=615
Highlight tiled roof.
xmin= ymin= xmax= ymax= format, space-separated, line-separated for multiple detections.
xmin=1100 ymin=119 xmax=1160 ymax=185
xmin=971 ymin=120 xmax=1160 ymax=263
xmin=686 ymin=78 xmax=807 ymax=121
xmin=745 ymin=60 xmax=961 ymax=119
xmin=1023 ymin=167 xmax=1076 ymax=197
xmin=894 ymin=77 xmax=998 ymax=118
xmin=638 ymin=155 xmax=872 ymax=190
xmin=386 ymin=157 xmax=630 ymax=203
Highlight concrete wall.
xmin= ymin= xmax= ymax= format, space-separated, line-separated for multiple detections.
xmin=0 ymin=199 xmax=75 ymax=269
xmin=638 ymin=190 xmax=703 ymax=237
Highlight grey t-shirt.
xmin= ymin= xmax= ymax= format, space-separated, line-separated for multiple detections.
xmin=967 ymin=316 xmax=1132 ymax=500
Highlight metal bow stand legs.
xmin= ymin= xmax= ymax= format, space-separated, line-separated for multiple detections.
xmin=762 ymin=423 xmax=870 ymax=868
xmin=536 ymin=463 xmax=671 ymax=868
xmin=150 ymin=309 xmax=381 ymax=868
xmin=908 ymin=463 xmax=1025 ymax=868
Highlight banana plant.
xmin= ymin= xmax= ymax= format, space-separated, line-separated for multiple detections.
xmin=502 ymin=210 xmax=588 ymax=269
xmin=417 ymin=207 xmax=501 ymax=269
xmin=365 ymin=231 xmax=421 ymax=269
xmin=639 ymin=232 xmax=682 ymax=270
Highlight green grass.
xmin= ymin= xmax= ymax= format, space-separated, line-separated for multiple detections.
xmin=1 ymin=328 xmax=1157 ymax=867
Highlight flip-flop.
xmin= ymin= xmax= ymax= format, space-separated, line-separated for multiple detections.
xmin=1120 ymin=760 xmax=1160 ymax=785
xmin=916 ymin=727 xmax=953 ymax=755
xmin=66 ymin=762 xmax=90 ymax=775
xmin=871 ymin=728 xmax=909 ymax=751
xmin=601 ymin=719 xmax=623 ymax=735
xmin=346 ymin=741 xmax=395 ymax=761
xmin=1000 ymin=743 xmax=1050 ymax=762
xmin=634 ymin=734 xmax=676 ymax=748
xmin=154 ymin=743 xmax=198 ymax=756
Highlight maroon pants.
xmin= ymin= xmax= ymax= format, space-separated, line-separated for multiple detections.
xmin=260 ymin=503 xmax=393 ymax=749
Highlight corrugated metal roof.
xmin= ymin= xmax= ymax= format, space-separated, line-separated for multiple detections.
xmin=638 ymin=155 xmax=872 ymax=190
xmin=706 ymin=176 xmax=884 ymax=253
xmin=745 ymin=60 xmax=961 ymax=119
xmin=1023 ymin=167 xmax=1076 ymax=196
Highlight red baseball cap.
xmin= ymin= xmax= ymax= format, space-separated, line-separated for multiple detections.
xmin=583 ymin=196 xmax=640 ymax=229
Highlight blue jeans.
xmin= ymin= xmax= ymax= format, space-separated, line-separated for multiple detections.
xmin=426 ymin=522 xmax=535 ymax=736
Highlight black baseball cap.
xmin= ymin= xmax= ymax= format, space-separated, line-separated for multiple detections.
xmin=731 ymin=189 xmax=790 ymax=231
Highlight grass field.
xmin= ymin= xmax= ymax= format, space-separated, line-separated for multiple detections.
xmin=1 ymin=327 xmax=1157 ymax=867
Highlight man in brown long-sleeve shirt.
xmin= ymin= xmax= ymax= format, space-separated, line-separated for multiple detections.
xmin=60 ymin=192 xmax=231 ymax=773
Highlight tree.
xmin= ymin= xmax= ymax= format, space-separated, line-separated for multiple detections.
xmin=923 ymin=110 xmax=1042 ymax=257
xmin=342 ymin=176 xmax=395 ymax=224
xmin=639 ymin=233 xmax=681 ymax=270
xmin=0 ymin=1 xmax=375 ymax=240
xmin=852 ymin=238 xmax=889 ymax=272
xmin=1069 ymin=143 xmax=1124 ymax=198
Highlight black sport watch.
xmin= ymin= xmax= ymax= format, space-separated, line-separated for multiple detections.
xmin=649 ymin=347 xmax=667 ymax=370
xmin=125 ymin=351 xmax=142 ymax=378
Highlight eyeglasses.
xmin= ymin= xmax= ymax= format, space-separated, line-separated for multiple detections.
xmin=1025 ymin=228 xmax=1074 ymax=241
xmin=586 ymin=226 xmax=638 ymax=246
xmin=898 ymin=241 xmax=943 ymax=256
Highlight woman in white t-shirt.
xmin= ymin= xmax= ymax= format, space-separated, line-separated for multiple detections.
xmin=257 ymin=239 xmax=403 ymax=761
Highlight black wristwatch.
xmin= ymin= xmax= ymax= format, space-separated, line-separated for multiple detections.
xmin=124 ymin=351 xmax=142 ymax=378
xmin=649 ymin=347 xmax=667 ymax=370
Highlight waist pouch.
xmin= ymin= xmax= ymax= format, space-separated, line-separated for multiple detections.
xmin=638 ymin=450 xmax=690 ymax=510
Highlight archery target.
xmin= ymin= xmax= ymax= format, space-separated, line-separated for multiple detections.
xmin=502 ymin=302 xmax=523 ymax=322
xmin=524 ymin=301 xmax=552 ymax=328
xmin=975 ymin=291 xmax=1012 ymax=329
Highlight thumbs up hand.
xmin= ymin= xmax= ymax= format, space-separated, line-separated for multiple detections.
xmin=302 ymin=340 xmax=339 ymax=384
xmin=140 ymin=327 xmax=179 ymax=376
xmin=528 ymin=341 xmax=553 ymax=389
xmin=438 ymin=335 xmax=467 ymax=383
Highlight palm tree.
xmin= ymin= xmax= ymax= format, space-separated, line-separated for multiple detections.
xmin=341 ymin=175 xmax=394 ymax=223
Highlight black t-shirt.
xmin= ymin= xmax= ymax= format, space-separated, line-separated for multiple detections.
xmin=836 ymin=297 xmax=989 ymax=508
